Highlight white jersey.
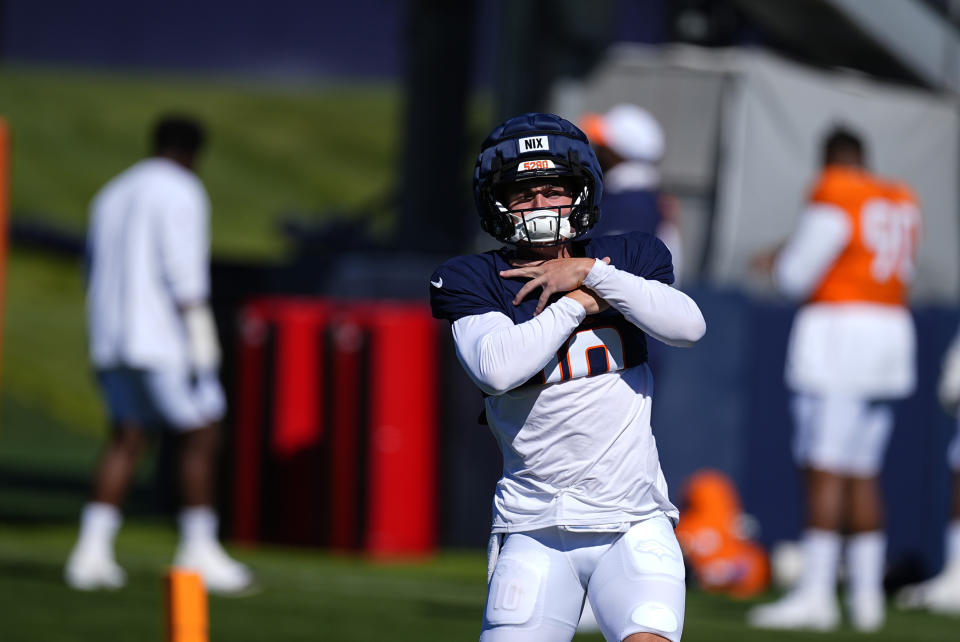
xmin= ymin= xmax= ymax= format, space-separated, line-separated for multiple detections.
xmin=86 ymin=157 xmax=211 ymax=370
xmin=481 ymin=353 xmax=671 ymax=533
xmin=432 ymin=234 xmax=705 ymax=534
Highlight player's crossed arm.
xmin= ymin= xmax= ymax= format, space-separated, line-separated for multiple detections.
xmin=584 ymin=262 xmax=705 ymax=347
xmin=500 ymin=256 xmax=611 ymax=316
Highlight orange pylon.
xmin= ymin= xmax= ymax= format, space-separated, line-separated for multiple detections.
xmin=165 ymin=568 xmax=208 ymax=642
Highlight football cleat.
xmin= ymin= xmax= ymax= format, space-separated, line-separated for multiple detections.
xmin=65 ymin=546 xmax=127 ymax=591
xmin=747 ymin=590 xmax=840 ymax=631
xmin=896 ymin=562 xmax=960 ymax=615
xmin=173 ymin=540 xmax=254 ymax=595
xmin=847 ymin=590 xmax=885 ymax=632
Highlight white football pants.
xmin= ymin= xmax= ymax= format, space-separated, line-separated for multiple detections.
xmin=481 ymin=515 xmax=685 ymax=642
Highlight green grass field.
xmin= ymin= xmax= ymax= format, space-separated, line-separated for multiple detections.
xmin=1 ymin=520 xmax=958 ymax=641
xmin=0 ymin=405 xmax=956 ymax=641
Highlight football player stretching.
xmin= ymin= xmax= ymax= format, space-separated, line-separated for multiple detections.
xmin=430 ymin=113 xmax=705 ymax=642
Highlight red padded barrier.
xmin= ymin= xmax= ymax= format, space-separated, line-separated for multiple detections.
xmin=233 ymin=305 xmax=268 ymax=544
xmin=231 ymin=298 xmax=438 ymax=555
xmin=328 ymin=317 xmax=365 ymax=550
xmin=366 ymin=306 xmax=437 ymax=555
xmin=271 ymin=305 xmax=326 ymax=456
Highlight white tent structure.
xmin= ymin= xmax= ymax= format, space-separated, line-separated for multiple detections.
xmin=554 ymin=44 xmax=960 ymax=302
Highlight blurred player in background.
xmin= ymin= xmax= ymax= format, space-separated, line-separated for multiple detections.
xmin=748 ymin=128 xmax=920 ymax=632
xmin=579 ymin=104 xmax=684 ymax=284
xmin=896 ymin=332 xmax=960 ymax=614
xmin=65 ymin=115 xmax=253 ymax=594
xmin=430 ymin=112 xmax=706 ymax=641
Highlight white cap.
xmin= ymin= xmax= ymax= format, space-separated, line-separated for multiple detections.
xmin=580 ymin=104 xmax=664 ymax=163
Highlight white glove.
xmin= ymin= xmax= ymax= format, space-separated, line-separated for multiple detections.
xmin=938 ymin=337 xmax=960 ymax=415
xmin=184 ymin=304 xmax=222 ymax=372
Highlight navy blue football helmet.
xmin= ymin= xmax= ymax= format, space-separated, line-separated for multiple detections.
xmin=474 ymin=113 xmax=603 ymax=246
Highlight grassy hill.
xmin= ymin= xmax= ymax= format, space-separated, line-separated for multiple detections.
xmin=0 ymin=65 xmax=404 ymax=440
xmin=0 ymin=65 xmax=402 ymax=257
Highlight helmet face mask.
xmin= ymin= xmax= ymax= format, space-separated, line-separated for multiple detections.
xmin=474 ymin=113 xmax=603 ymax=246
xmin=503 ymin=203 xmax=576 ymax=246
xmin=493 ymin=177 xmax=590 ymax=246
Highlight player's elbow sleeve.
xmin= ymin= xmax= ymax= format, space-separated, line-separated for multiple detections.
xmin=478 ymin=381 xmax=511 ymax=397
xmin=468 ymin=332 xmax=534 ymax=394
xmin=774 ymin=269 xmax=812 ymax=300
xmin=653 ymin=312 xmax=705 ymax=348
xmin=456 ymin=344 xmax=517 ymax=396
xmin=649 ymin=287 xmax=706 ymax=347
xmin=673 ymin=312 xmax=706 ymax=347
xmin=472 ymin=362 xmax=518 ymax=396
xmin=463 ymin=369 xmax=512 ymax=396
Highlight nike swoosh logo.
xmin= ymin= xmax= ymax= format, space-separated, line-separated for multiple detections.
xmin=431 ymin=277 xmax=443 ymax=288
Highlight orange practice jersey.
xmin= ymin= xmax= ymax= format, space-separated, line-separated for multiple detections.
xmin=808 ymin=166 xmax=920 ymax=306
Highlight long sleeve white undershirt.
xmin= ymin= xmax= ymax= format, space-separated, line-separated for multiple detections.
xmin=774 ymin=204 xmax=851 ymax=300
xmin=452 ymin=259 xmax=706 ymax=396
xmin=582 ymin=259 xmax=704 ymax=346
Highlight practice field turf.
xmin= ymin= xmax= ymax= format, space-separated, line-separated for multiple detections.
xmin=1 ymin=521 xmax=958 ymax=642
